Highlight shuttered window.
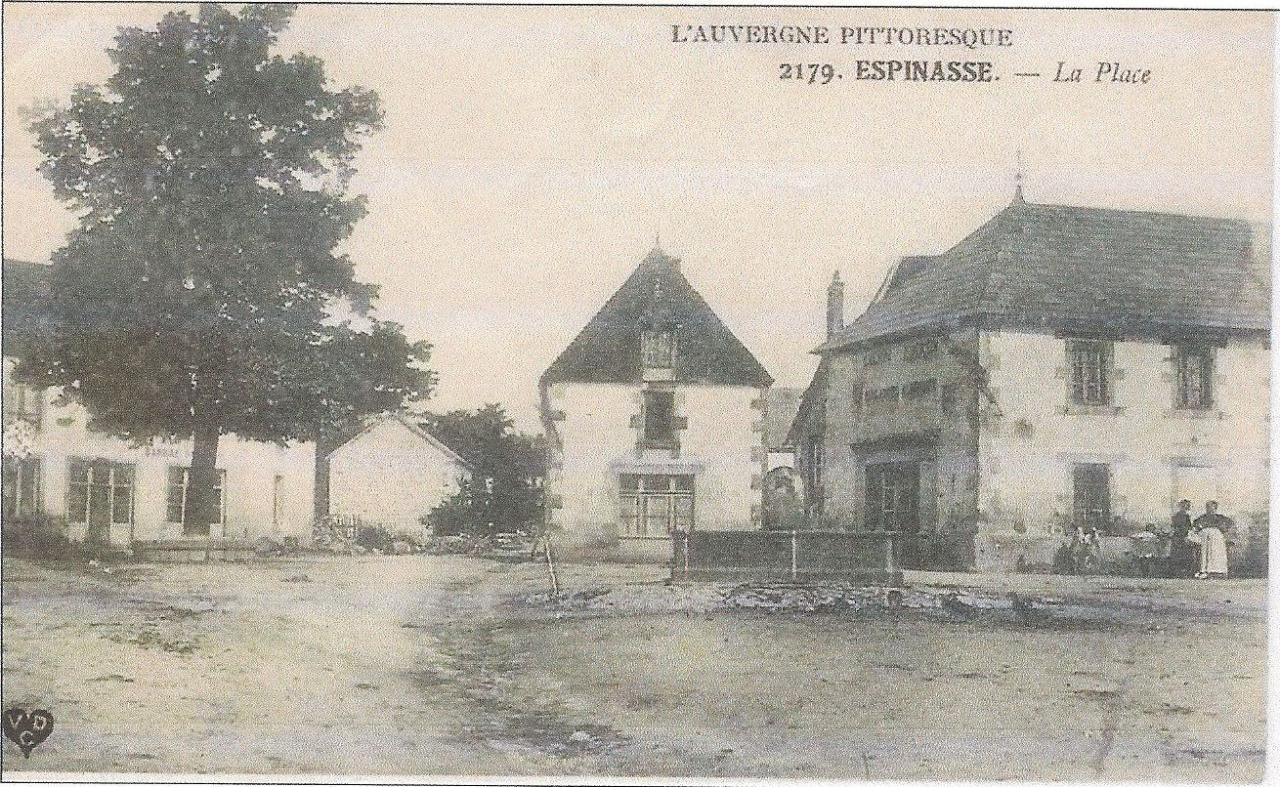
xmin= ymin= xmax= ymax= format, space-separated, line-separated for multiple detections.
xmin=1068 ymin=339 xmax=1111 ymax=404
xmin=1175 ymin=345 xmax=1213 ymax=409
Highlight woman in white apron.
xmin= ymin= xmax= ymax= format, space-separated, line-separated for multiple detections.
xmin=1187 ymin=501 xmax=1230 ymax=578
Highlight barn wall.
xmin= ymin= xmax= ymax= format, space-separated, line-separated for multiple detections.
xmin=327 ymin=419 xmax=469 ymax=535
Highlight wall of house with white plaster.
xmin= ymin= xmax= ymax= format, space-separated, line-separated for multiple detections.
xmin=326 ymin=418 xmax=469 ymax=535
xmin=545 ymin=380 xmax=765 ymax=552
xmin=4 ymin=362 xmax=314 ymax=547
xmin=976 ymin=330 xmax=1269 ymax=568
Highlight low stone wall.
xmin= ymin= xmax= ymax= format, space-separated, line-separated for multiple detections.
xmin=132 ymin=539 xmax=257 ymax=563
xmin=671 ymin=530 xmax=902 ymax=585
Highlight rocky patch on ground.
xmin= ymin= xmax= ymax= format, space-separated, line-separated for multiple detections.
xmin=517 ymin=580 xmax=1202 ymax=630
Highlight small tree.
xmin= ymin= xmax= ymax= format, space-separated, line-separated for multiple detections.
xmin=18 ymin=4 xmax=432 ymax=534
xmin=422 ymin=404 xmax=545 ymax=536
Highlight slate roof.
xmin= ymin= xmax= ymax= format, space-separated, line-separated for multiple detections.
xmin=820 ymin=195 xmax=1271 ymax=352
xmin=541 ymin=246 xmax=773 ymax=387
xmin=2 ymin=258 xmax=53 ymax=356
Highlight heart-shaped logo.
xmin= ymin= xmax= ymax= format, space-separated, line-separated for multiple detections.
xmin=3 ymin=708 xmax=54 ymax=758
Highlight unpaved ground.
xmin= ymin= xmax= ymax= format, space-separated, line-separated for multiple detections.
xmin=0 ymin=555 xmax=1266 ymax=780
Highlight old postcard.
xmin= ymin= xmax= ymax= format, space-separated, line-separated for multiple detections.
xmin=0 ymin=2 xmax=1272 ymax=782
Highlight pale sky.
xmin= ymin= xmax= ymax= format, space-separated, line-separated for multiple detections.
xmin=3 ymin=4 xmax=1273 ymax=430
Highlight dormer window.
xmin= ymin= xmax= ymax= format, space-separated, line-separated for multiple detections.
xmin=641 ymin=329 xmax=676 ymax=369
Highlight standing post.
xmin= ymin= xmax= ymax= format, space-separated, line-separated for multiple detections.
xmin=791 ymin=530 xmax=799 ymax=581
xmin=683 ymin=530 xmax=690 ymax=578
xmin=544 ymin=534 xmax=560 ymax=597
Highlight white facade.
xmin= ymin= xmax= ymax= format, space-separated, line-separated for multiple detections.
xmin=326 ymin=415 xmax=470 ymax=535
xmin=545 ymin=380 xmax=767 ymax=554
xmin=975 ymin=331 xmax=1270 ymax=569
xmin=2 ymin=358 xmax=315 ymax=547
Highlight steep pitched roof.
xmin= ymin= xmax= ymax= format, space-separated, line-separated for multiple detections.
xmin=328 ymin=412 xmax=472 ymax=469
xmin=541 ymin=246 xmax=773 ymax=387
xmin=2 ymin=258 xmax=53 ymax=355
xmin=821 ymin=196 xmax=1271 ymax=352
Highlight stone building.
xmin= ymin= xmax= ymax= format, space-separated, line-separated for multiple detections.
xmin=789 ymin=191 xmax=1270 ymax=572
xmin=539 ymin=245 xmax=774 ymax=560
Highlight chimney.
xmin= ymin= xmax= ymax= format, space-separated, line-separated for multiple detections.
xmin=826 ymin=271 xmax=845 ymax=338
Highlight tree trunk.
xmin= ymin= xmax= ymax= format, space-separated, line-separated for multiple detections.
xmin=183 ymin=422 xmax=221 ymax=537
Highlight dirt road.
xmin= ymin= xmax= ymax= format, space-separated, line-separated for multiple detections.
xmin=0 ymin=555 xmax=1266 ymax=780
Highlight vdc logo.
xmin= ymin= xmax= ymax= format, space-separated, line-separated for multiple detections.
xmin=3 ymin=708 xmax=54 ymax=758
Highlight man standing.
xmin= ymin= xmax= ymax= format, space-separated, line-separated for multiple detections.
xmin=1167 ymin=499 xmax=1196 ymax=577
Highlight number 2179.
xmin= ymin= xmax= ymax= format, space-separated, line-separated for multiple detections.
xmin=778 ymin=63 xmax=838 ymax=84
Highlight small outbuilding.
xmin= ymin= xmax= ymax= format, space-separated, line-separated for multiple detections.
xmin=327 ymin=413 xmax=471 ymax=536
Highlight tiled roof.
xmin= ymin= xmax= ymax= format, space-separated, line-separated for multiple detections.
xmin=821 ymin=197 xmax=1271 ymax=352
xmin=541 ymin=246 xmax=773 ymax=387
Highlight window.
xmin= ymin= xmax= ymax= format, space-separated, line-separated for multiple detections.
xmin=166 ymin=467 xmax=227 ymax=528
xmin=1072 ymin=463 xmax=1110 ymax=530
xmin=643 ymin=390 xmax=676 ymax=445
xmin=2 ymin=380 xmax=43 ymax=430
xmin=866 ymin=462 xmax=920 ymax=532
xmin=1175 ymin=345 xmax=1213 ymax=409
xmin=2 ymin=456 xmax=42 ymax=518
xmin=903 ymin=379 xmax=937 ymax=401
xmin=1068 ymin=339 xmax=1111 ymax=404
xmin=864 ymin=347 xmax=891 ymax=366
xmin=641 ymin=329 xmax=676 ymax=369
xmin=903 ymin=339 xmax=938 ymax=362
xmin=67 ymin=460 xmax=134 ymax=527
xmin=864 ymin=386 xmax=900 ymax=412
xmin=619 ymin=474 xmax=694 ymax=536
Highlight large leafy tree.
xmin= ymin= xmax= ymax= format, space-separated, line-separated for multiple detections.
xmin=422 ymin=405 xmax=545 ymax=536
xmin=18 ymin=4 xmax=433 ymax=534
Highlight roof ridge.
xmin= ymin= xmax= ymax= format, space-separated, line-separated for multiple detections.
xmin=1024 ymin=200 xmax=1252 ymax=225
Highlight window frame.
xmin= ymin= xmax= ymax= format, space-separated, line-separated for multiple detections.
xmin=1068 ymin=339 xmax=1112 ymax=405
xmin=640 ymin=328 xmax=677 ymax=370
xmin=618 ymin=473 xmax=695 ymax=537
xmin=1174 ymin=344 xmax=1214 ymax=410
xmin=2 ymin=455 xmax=43 ymax=518
xmin=166 ymin=466 xmax=228 ymax=526
xmin=642 ymin=390 xmax=677 ymax=447
xmin=66 ymin=458 xmax=134 ymax=526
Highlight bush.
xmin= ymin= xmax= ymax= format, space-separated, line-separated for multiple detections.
xmin=1 ymin=513 xmax=109 ymax=562
xmin=354 ymin=525 xmax=396 ymax=553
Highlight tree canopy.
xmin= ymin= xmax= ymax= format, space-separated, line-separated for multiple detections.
xmin=17 ymin=3 xmax=433 ymax=532
xmin=422 ymin=405 xmax=545 ymax=536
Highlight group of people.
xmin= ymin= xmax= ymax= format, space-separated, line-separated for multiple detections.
xmin=1168 ymin=499 xmax=1233 ymax=579
xmin=1066 ymin=499 xmax=1234 ymax=578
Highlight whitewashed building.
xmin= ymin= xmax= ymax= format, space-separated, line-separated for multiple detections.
xmin=326 ymin=413 xmax=470 ymax=535
xmin=539 ymin=246 xmax=774 ymax=560
xmin=790 ymin=192 xmax=1270 ymax=573
xmin=2 ymin=259 xmax=316 ymax=554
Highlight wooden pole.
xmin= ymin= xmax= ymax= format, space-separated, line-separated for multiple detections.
xmin=791 ymin=530 xmax=798 ymax=581
xmin=544 ymin=535 xmax=560 ymax=597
